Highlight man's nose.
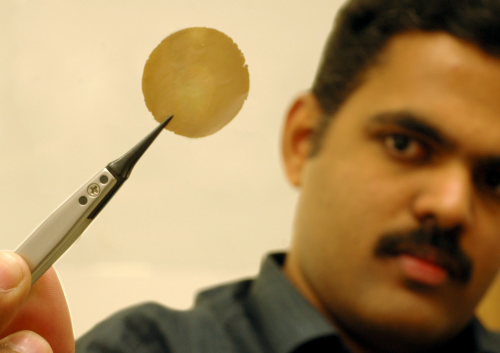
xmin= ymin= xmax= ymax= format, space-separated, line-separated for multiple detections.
xmin=412 ymin=162 xmax=473 ymax=229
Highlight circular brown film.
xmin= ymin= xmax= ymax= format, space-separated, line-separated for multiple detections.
xmin=142 ymin=27 xmax=250 ymax=138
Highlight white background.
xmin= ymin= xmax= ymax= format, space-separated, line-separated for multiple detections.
xmin=1 ymin=0 xmax=345 ymax=337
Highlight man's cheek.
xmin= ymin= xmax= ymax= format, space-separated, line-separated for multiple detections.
xmin=469 ymin=244 xmax=500 ymax=295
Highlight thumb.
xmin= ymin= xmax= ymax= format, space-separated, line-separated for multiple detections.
xmin=0 ymin=252 xmax=30 ymax=334
xmin=0 ymin=331 xmax=52 ymax=353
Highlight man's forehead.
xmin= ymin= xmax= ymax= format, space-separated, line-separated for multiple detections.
xmin=350 ymin=32 xmax=500 ymax=147
xmin=366 ymin=32 xmax=500 ymax=90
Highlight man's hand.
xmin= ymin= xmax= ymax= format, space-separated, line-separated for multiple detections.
xmin=0 ymin=252 xmax=74 ymax=353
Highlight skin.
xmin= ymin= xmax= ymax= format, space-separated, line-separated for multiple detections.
xmin=282 ymin=32 xmax=500 ymax=352
xmin=0 ymin=252 xmax=73 ymax=352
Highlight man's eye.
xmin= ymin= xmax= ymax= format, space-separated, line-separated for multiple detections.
xmin=483 ymin=170 xmax=500 ymax=193
xmin=383 ymin=134 xmax=426 ymax=160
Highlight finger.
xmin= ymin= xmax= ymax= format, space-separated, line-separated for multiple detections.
xmin=2 ymin=268 xmax=74 ymax=353
xmin=0 ymin=331 xmax=52 ymax=353
xmin=0 ymin=252 xmax=31 ymax=334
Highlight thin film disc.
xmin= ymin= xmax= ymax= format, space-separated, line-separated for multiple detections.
xmin=142 ymin=27 xmax=250 ymax=138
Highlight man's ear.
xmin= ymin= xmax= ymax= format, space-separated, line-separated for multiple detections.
xmin=281 ymin=93 xmax=322 ymax=187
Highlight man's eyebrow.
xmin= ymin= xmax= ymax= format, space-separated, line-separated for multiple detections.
xmin=368 ymin=111 xmax=454 ymax=148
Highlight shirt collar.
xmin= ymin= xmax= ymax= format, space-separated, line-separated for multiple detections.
xmin=245 ymin=253 xmax=337 ymax=353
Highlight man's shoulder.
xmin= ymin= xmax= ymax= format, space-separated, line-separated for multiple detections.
xmin=75 ymin=278 xmax=258 ymax=353
xmin=485 ymin=329 xmax=500 ymax=344
xmin=473 ymin=318 xmax=500 ymax=352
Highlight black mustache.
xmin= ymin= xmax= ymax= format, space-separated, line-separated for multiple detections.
xmin=374 ymin=222 xmax=473 ymax=285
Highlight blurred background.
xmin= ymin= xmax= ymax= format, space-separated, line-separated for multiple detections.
xmin=1 ymin=0 xmax=499 ymax=338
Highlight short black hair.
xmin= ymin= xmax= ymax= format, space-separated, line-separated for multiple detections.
xmin=310 ymin=0 xmax=500 ymax=156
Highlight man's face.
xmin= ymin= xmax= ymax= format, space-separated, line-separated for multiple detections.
xmin=285 ymin=32 xmax=500 ymax=350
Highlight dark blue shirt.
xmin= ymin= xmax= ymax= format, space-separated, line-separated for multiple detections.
xmin=76 ymin=253 xmax=500 ymax=352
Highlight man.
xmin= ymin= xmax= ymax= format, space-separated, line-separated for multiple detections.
xmin=3 ymin=0 xmax=500 ymax=351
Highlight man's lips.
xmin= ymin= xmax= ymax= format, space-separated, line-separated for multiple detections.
xmin=390 ymin=245 xmax=462 ymax=286
xmin=374 ymin=223 xmax=473 ymax=285
xmin=398 ymin=253 xmax=448 ymax=286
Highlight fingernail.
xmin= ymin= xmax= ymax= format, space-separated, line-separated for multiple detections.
xmin=5 ymin=333 xmax=48 ymax=353
xmin=0 ymin=252 xmax=24 ymax=290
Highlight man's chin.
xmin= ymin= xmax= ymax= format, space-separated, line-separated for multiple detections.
xmin=326 ymin=276 xmax=474 ymax=353
xmin=331 ymin=305 xmax=469 ymax=353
